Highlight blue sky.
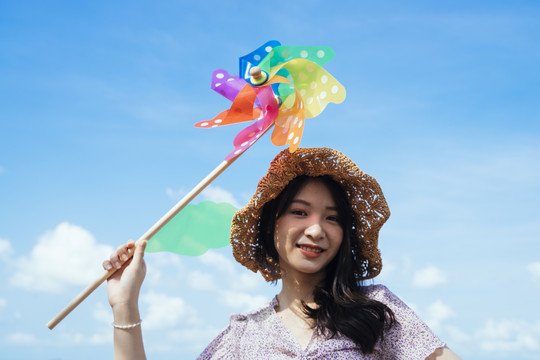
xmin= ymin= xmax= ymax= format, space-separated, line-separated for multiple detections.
xmin=1 ymin=1 xmax=539 ymax=359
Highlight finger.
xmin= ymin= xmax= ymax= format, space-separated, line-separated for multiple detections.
xmin=132 ymin=239 xmax=147 ymax=265
xmin=110 ymin=241 xmax=136 ymax=268
xmin=108 ymin=251 xmax=122 ymax=269
xmin=103 ymin=259 xmax=113 ymax=271
xmin=117 ymin=246 xmax=132 ymax=263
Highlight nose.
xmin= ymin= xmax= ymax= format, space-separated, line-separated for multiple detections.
xmin=304 ymin=222 xmax=324 ymax=240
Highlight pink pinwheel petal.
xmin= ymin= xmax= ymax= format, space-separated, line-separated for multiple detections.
xmin=194 ymin=108 xmax=262 ymax=129
xmin=225 ymin=85 xmax=280 ymax=160
xmin=252 ymin=85 xmax=279 ymax=130
xmin=225 ymin=120 xmax=272 ymax=161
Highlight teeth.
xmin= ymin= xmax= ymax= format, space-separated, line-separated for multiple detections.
xmin=300 ymin=246 xmax=322 ymax=253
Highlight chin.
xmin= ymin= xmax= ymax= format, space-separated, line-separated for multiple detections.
xmin=294 ymin=262 xmax=328 ymax=276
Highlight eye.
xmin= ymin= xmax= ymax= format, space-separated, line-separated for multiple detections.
xmin=327 ymin=215 xmax=340 ymax=223
xmin=290 ymin=209 xmax=307 ymax=216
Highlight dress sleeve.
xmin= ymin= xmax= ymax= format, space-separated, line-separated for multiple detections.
xmin=196 ymin=314 xmax=248 ymax=360
xmin=369 ymin=285 xmax=446 ymax=360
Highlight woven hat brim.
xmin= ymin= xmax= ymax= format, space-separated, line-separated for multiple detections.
xmin=230 ymin=147 xmax=389 ymax=281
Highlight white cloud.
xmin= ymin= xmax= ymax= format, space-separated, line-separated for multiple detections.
xmin=93 ymin=302 xmax=112 ymax=325
xmin=165 ymin=185 xmax=242 ymax=208
xmin=445 ymin=325 xmax=470 ymax=343
xmin=44 ymin=303 xmax=112 ymax=346
xmin=199 ymin=250 xmax=236 ymax=276
xmin=231 ymin=272 xmax=265 ymax=292
xmin=168 ymin=325 xmax=221 ymax=351
xmin=85 ymin=331 xmax=111 ymax=345
xmin=144 ymin=252 xmax=184 ymax=288
xmin=377 ymin=260 xmax=397 ymax=280
xmin=412 ymin=265 xmax=447 ymax=288
xmin=187 ymin=270 xmax=217 ymax=291
xmin=200 ymin=186 xmax=242 ymax=208
xmin=10 ymin=222 xmax=114 ymax=293
xmin=220 ymin=290 xmax=269 ymax=310
xmin=166 ymin=187 xmax=186 ymax=201
xmin=7 ymin=332 xmax=38 ymax=345
xmin=198 ymin=250 xmax=267 ymax=292
xmin=58 ymin=330 xmax=111 ymax=345
xmin=424 ymin=299 xmax=455 ymax=332
xmin=0 ymin=238 xmax=14 ymax=261
xmin=142 ymin=291 xmax=199 ymax=330
xmin=528 ymin=262 xmax=540 ymax=283
xmin=146 ymin=325 xmax=221 ymax=353
xmin=476 ymin=319 xmax=540 ymax=352
xmin=189 ymin=250 xmax=269 ymax=310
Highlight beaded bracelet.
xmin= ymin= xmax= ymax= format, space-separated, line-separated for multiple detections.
xmin=112 ymin=319 xmax=142 ymax=329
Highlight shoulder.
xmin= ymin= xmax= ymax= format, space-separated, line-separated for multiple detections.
xmin=363 ymin=284 xmax=447 ymax=359
xmin=363 ymin=283 xmax=402 ymax=305
xmin=363 ymin=283 xmax=390 ymax=297
xmin=362 ymin=284 xmax=423 ymax=324
xmin=229 ymin=296 xmax=277 ymax=323
xmin=363 ymin=284 xmax=417 ymax=318
xmin=197 ymin=297 xmax=277 ymax=359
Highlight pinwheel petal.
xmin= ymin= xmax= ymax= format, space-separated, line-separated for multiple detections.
xmin=194 ymin=108 xmax=263 ymax=129
xmin=225 ymin=85 xmax=279 ymax=160
xmin=271 ymin=89 xmax=305 ymax=152
xmin=211 ymin=70 xmax=247 ymax=102
xmin=272 ymin=59 xmax=345 ymax=118
xmin=225 ymin=120 xmax=271 ymax=160
xmin=239 ymin=40 xmax=281 ymax=81
xmin=196 ymin=41 xmax=346 ymax=160
xmin=259 ymin=45 xmax=335 ymax=74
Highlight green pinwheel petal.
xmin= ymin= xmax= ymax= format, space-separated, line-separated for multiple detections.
xmin=145 ymin=201 xmax=237 ymax=256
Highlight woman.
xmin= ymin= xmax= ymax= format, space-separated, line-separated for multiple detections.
xmin=104 ymin=148 xmax=461 ymax=359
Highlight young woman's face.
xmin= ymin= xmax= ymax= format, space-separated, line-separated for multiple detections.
xmin=274 ymin=179 xmax=344 ymax=280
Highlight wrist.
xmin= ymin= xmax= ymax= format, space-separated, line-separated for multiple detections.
xmin=112 ymin=302 xmax=141 ymax=324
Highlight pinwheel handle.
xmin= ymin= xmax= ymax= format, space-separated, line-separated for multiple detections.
xmin=47 ymin=157 xmax=240 ymax=330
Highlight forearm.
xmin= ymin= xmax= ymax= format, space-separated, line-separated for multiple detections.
xmin=426 ymin=346 xmax=461 ymax=360
xmin=113 ymin=303 xmax=146 ymax=360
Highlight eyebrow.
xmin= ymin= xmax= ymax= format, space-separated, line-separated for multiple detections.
xmin=290 ymin=199 xmax=338 ymax=211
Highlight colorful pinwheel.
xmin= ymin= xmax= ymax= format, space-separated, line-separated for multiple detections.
xmin=194 ymin=40 xmax=346 ymax=160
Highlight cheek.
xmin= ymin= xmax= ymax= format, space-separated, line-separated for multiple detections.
xmin=273 ymin=225 xmax=286 ymax=256
xmin=332 ymin=227 xmax=344 ymax=244
xmin=273 ymin=219 xmax=291 ymax=250
xmin=273 ymin=224 xmax=280 ymax=248
xmin=329 ymin=229 xmax=344 ymax=255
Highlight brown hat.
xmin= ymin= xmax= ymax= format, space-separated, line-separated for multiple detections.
xmin=230 ymin=147 xmax=390 ymax=281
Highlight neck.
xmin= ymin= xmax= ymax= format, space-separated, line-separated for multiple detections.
xmin=277 ymin=271 xmax=324 ymax=311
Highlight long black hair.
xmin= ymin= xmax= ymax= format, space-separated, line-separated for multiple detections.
xmin=259 ymin=175 xmax=395 ymax=354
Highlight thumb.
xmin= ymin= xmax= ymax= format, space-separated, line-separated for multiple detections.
xmin=132 ymin=239 xmax=147 ymax=265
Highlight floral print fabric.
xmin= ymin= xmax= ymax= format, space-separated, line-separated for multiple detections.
xmin=198 ymin=284 xmax=445 ymax=359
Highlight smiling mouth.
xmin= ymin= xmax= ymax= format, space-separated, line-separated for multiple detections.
xmin=297 ymin=245 xmax=324 ymax=253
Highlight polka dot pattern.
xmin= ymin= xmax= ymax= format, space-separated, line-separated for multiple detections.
xmin=238 ymin=40 xmax=280 ymax=82
xmin=263 ymin=45 xmax=336 ymax=69
xmin=273 ymin=58 xmax=346 ymax=119
xmin=198 ymin=41 xmax=346 ymax=160
xmin=270 ymin=88 xmax=305 ymax=153
xmin=210 ymin=69 xmax=249 ymax=103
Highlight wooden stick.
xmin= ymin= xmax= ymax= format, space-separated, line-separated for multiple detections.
xmin=47 ymin=157 xmax=238 ymax=330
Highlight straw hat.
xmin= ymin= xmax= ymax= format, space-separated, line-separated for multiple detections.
xmin=230 ymin=147 xmax=390 ymax=281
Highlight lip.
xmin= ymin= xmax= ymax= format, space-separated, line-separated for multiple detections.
xmin=297 ymin=244 xmax=324 ymax=258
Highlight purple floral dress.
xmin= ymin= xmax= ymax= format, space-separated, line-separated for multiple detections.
xmin=198 ymin=285 xmax=445 ymax=359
